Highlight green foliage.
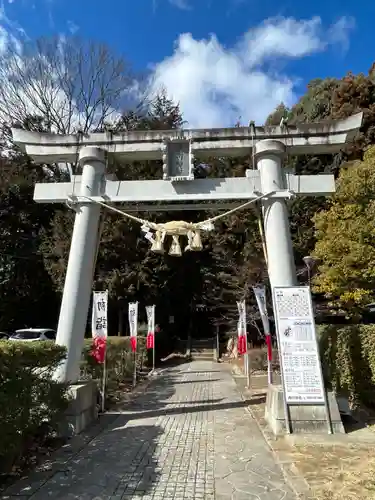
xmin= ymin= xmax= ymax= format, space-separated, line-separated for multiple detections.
xmin=318 ymin=324 xmax=375 ymax=407
xmin=0 ymin=155 xmax=59 ymax=330
xmin=289 ymin=78 xmax=340 ymax=124
xmin=80 ymin=337 xmax=148 ymax=400
xmin=0 ymin=341 xmax=68 ymax=472
xmin=313 ymin=147 xmax=375 ymax=311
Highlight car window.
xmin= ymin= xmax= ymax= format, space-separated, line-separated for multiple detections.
xmin=44 ymin=330 xmax=56 ymax=340
xmin=12 ymin=331 xmax=41 ymax=339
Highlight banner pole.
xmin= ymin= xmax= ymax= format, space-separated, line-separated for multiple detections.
xmin=266 ymin=334 xmax=273 ymax=385
xmin=152 ymin=338 xmax=155 ymax=372
xmin=245 ymin=351 xmax=250 ymax=388
xmin=133 ymin=340 xmax=137 ymax=388
xmin=268 ymin=357 xmax=272 ymax=385
xmin=101 ymin=351 xmax=107 ymax=413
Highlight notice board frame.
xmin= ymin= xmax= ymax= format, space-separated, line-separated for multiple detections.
xmin=272 ymin=285 xmax=333 ymax=434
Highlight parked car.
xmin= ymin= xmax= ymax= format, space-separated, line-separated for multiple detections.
xmin=0 ymin=332 xmax=10 ymax=339
xmin=9 ymin=328 xmax=56 ymax=342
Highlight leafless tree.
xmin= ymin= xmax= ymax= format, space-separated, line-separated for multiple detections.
xmin=0 ymin=36 xmax=143 ymax=135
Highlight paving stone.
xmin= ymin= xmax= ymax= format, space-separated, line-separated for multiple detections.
xmin=3 ymin=361 xmax=296 ymax=500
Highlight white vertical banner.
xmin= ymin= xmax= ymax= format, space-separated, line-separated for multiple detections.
xmin=253 ymin=286 xmax=273 ymax=385
xmin=128 ymin=302 xmax=138 ymax=351
xmin=91 ymin=290 xmax=108 ymax=413
xmin=92 ymin=291 xmax=108 ymax=339
xmin=128 ymin=302 xmax=138 ymax=388
xmin=237 ymin=300 xmax=250 ymax=388
xmin=146 ymin=305 xmax=156 ymax=371
xmin=236 ymin=300 xmax=247 ymax=346
xmin=253 ymin=287 xmax=269 ymax=332
xmin=146 ymin=306 xmax=155 ymax=335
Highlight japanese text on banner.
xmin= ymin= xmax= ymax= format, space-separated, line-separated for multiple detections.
xmin=253 ymin=286 xmax=270 ymax=332
xmin=91 ymin=291 xmax=108 ymax=364
xmin=128 ymin=302 xmax=138 ymax=352
xmin=253 ymin=286 xmax=272 ymax=361
xmin=92 ymin=291 xmax=108 ymax=338
xmin=236 ymin=300 xmax=247 ymax=355
xmin=146 ymin=305 xmax=155 ymax=350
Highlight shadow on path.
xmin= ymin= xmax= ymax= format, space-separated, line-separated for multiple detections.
xmin=2 ymin=417 xmax=164 ymax=500
xmin=109 ymin=395 xmax=267 ymax=421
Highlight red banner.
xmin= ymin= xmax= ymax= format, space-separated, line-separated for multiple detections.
xmin=146 ymin=333 xmax=155 ymax=349
xmin=266 ymin=334 xmax=272 ymax=361
xmin=237 ymin=335 xmax=247 ymax=355
xmin=130 ymin=336 xmax=137 ymax=353
xmin=90 ymin=337 xmax=107 ymax=364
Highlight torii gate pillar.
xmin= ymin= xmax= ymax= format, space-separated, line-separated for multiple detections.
xmin=55 ymin=147 xmax=105 ymax=383
xmin=255 ymin=139 xmax=297 ymax=288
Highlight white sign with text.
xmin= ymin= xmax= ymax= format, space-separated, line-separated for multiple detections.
xmin=91 ymin=291 xmax=108 ymax=338
xmin=273 ymin=286 xmax=325 ymax=404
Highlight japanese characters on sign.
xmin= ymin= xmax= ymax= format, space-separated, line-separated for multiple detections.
xmin=92 ymin=291 xmax=108 ymax=339
xmin=166 ymin=140 xmax=192 ymax=180
xmin=91 ymin=291 xmax=108 ymax=364
xmin=128 ymin=302 xmax=138 ymax=352
xmin=236 ymin=300 xmax=247 ymax=355
xmin=253 ymin=286 xmax=270 ymax=333
xmin=253 ymin=286 xmax=272 ymax=361
xmin=146 ymin=305 xmax=155 ymax=350
xmin=273 ymin=286 xmax=325 ymax=404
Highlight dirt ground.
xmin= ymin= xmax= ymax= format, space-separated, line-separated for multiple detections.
xmin=290 ymin=440 xmax=375 ymax=499
xmin=229 ymin=356 xmax=375 ymax=500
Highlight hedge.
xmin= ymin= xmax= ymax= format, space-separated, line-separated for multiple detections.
xmin=80 ymin=336 xmax=148 ymax=404
xmin=0 ymin=341 xmax=68 ymax=473
xmin=317 ymin=324 xmax=375 ymax=408
xmin=0 ymin=335 xmax=157 ymax=475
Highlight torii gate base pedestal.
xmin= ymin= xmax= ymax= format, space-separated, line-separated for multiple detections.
xmin=58 ymin=381 xmax=98 ymax=437
xmin=265 ymin=385 xmax=345 ymax=435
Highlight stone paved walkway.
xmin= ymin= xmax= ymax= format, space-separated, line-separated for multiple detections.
xmin=3 ymin=361 xmax=296 ymax=500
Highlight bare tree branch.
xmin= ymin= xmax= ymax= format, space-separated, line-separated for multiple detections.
xmin=0 ymin=36 xmax=141 ymax=135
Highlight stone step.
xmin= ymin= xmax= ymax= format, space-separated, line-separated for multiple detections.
xmin=192 ymin=353 xmax=215 ymax=360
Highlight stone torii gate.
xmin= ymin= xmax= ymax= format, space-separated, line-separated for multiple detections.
xmin=12 ymin=113 xmax=363 ymax=384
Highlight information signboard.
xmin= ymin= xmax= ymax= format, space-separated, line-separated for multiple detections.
xmin=273 ymin=286 xmax=325 ymax=404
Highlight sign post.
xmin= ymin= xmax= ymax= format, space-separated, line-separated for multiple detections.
xmin=253 ymin=286 xmax=273 ymax=385
xmin=146 ymin=305 xmax=156 ymax=372
xmin=91 ymin=290 xmax=108 ymax=413
xmin=273 ymin=286 xmax=332 ymax=434
xmin=128 ymin=302 xmax=138 ymax=388
xmin=237 ymin=300 xmax=250 ymax=388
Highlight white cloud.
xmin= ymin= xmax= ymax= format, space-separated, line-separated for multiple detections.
xmin=328 ymin=16 xmax=355 ymax=53
xmin=150 ymin=16 xmax=355 ymax=128
xmin=67 ymin=20 xmax=79 ymax=35
xmin=169 ymin=0 xmax=191 ymax=9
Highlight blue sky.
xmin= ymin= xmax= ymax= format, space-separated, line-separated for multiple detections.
xmin=0 ymin=0 xmax=371 ymax=127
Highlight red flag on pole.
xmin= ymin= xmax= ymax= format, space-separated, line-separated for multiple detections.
xmin=237 ymin=334 xmax=247 ymax=355
xmin=265 ymin=334 xmax=273 ymax=361
xmin=91 ymin=337 xmax=107 ymax=364
xmin=147 ymin=333 xmax=155 ymax=349
xmin=130 ymin=336 xmax=137 ymax=352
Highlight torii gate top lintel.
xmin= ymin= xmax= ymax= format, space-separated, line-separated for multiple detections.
xmin=11 ymin=112 xmax=363 ymax=164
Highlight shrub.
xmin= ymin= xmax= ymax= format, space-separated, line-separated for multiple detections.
xmin=80 ymin=336 xmax=148 ymax=400
xmin=0 ymin=341 xmax=68 ymax=473
xmin=248 ymin=347 xmax=279 ymax=372
xmin=317 ymin=324 xmax=375 ymax=408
